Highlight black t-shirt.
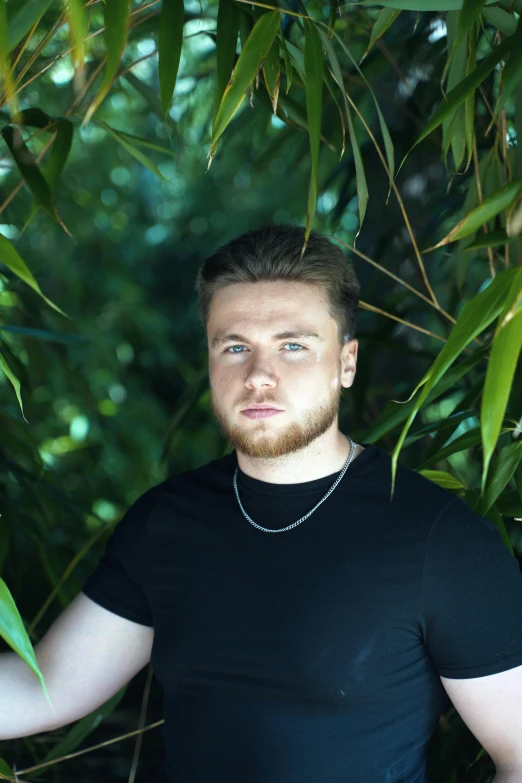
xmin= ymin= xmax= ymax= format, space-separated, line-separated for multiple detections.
xmin=81 ymin=443 xmax=522 ymax=783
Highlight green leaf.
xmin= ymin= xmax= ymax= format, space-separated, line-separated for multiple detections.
xmin=123 ymin=71 xmax=179 ymax=136
xmin=84 ymin=0 xmax=131 ymax=124
xmin=409 ymin=35 xmax=512 ymax=152
xmin=210 ymin=10 xmax=280 ymax=159
xmin=0 ymin=325 xmax=86 ymax=342
xmin=0 ymin=232 xmax=69 ymax=318
xmin=0 ymin=577 xmax=52 ymax=707
xmin=418 ymin=469 xmax=465 ymax=490
xmin=64 ymin=0 xmax=87 ymax=67
xmin=96 ymin=122 xmax=176 ymax=156
xmin=464 ymin=27 xmax=476 ymax=166
xmin=427 ymin=176 xmax=522 ymax=249
xmin=417 ymin=425 xmax=497 ymax=470
xmin=390 ymin=268 xmax=519 ymax=496
xmin=22 ymin=118 xmax=74 ymax=232
xmin=481 ymin=266 xmax=522 ymax=491
xmin=319 ymin=31 xmax=369 ymax=227
xmin=516 ymin=81 xmax=522 ymax=177
xmin=213 ymin=0 xmax=239 ymax=121
xmin=304 ymin=19 xmax=323 ymax=242
xmin=158 ymin=0 xmax=185 ymax=116
xmin=482 ymin=6 xmax=517 ymax=36
xmin=465 ymin=228 xmax=519 ymax=250
xmin=6 ymin=0 xmax=54 ymax=52
xmin=1 ymin=125 xmax=65 ymax=228
xmin=363 ymin=7 xmax=400 ymax=58
xmin=321 ymin=26 xmax=394 ymax=199
xmin=359 ymin=0 xmax=496 ymax=9
xmin=327 ymin=0 xmax=339 ymax=37
xmin=452 ymin=0 xmax=486 ymax=64
xmin=0 ymin=758 xmax=14 ymax=780
xmin=100 ymin=122 xmax=171 ymax=181
xmin=493 ymin=16 xmax=522 ymax=119
xmin=263 ymin=41 xmax=280 ymax=115
xmin=0 ymin=349 xmax=25 ymax=420
xmin=364 ymin=345 xmax=489 ymax=444
xmin=478 ymin=440 xmax=522 ymax=516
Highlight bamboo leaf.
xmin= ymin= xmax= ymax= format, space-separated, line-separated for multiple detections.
xmin=478 ymin=440 xmax=522 ymax=516
xmin=0 ymin=232 xmax=68 ymax=318
xmin=464 ymin=25 xmax=476 ymax=166
xmin=390 ymin=268 xmax=519 ymax=496
xmin=364 ymin=345 xmax=489 ymax=444
xmin=319 ymin=31 xmax=369 ymax=225
xmin=0 ymin=349 xmax=25 ymax=420
xmin=360 ymin=0 xmax=496 ymax=9
xmin=452 ymin=0 xmax=486 ymax=64
xmin=64 ymin=0 xmax=87 ymax=67
xmin=123 ymin=71 xmax=178 ymax=135
xmin=0 ymin=0 xmax=18 ymax=116
xmin=0 ymin=125 xmax=69 ymax=231
xmin=465 ymin=228 xmax=519 ymax=250
xmin=101 ymin=122 xmax=171 ymax=181
xmin=426 ymin=176 xmax=522 ymax=249
xmin=304 ymin=19 xmax=323 ymax=242
xmin=482 ymin=6 xmax=517 ymax=36
xmin=363 ymin=7 xmax=400 ymax=59
xmin=418 ymin=469 xmax=465 ymax=490
xmin=210 ymin=10 xmax=280 ymax=160
xmin=417 ymin=425 xmax=498 ymax=470
xmin=213 ymin=0 xmax=239 ymax=121
xmin=481 ymin=266 xmax=522 ymax=491
xmin=0 ymin=758 xmax=14 ymax=780
xmin=6 ymin=0 xmax=54 ymax=52
xmin=22 ymin=118 xmax=74 ymax=232
xmin=158 ymin=0 xmax=185 ymax=116
xmin=263 ymin=42 xmax=280 ymax=115
xmin=409 ymin=35 xmax=512 ymax=153
xmin=328 ymin=0 xmax=339 ymax=37
xmin=493 ymin=16 xmax=522 ymax=119
xmin=83 ymin=0 xmax=131 ymax=125
xmin=321 ymin=26 xmax=394 ymax=198
xmin=0 ymin=577 xmax=52 ymax=706
xmin=323 ymin=67 xmax=345 ymax=159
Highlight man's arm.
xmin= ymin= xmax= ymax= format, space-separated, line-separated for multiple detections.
xmin=440 ymin=666 xmax=522 ymax=780
xmin=0 ymin=592 xmax=154 ymax=740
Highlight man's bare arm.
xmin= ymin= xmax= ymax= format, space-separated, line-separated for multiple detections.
xmin=0 ymin=592 xmax=154 ymax=740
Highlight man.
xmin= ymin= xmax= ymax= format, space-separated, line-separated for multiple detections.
xmin=1 ymin=224 xmax=522 ymax=781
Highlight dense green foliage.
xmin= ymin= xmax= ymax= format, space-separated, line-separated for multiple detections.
xmin=0 ymin=0 xmax=521 ymax=779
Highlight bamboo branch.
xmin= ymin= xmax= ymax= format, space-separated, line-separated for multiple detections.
xmin=15 ymin=719 xmax=165 ymax=777
xmin=358 ymin=300 xmax=447 ymax=342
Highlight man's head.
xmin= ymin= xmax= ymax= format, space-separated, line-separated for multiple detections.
xmin=196 ymin=224 xmax=361 ymax=460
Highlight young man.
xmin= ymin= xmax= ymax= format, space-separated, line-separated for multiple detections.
xmin=1 ymin=224 xmax=522 ymax=781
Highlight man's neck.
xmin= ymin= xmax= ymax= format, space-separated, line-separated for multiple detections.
xmin=236 ymin=433 xmax=365 ymax=485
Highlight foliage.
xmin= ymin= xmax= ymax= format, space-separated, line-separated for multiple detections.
xmin=0 ymin=0 xmax=521 ymax=780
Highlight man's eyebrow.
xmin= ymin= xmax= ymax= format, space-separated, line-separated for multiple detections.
xmin=210 ymin=330 xmax=325 ymax=348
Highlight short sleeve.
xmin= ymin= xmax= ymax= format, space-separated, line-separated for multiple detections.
xmin=417 ymin=496 xmax=522 ymax=679
xmin=80 ymin=488 xmax=157 ymax=627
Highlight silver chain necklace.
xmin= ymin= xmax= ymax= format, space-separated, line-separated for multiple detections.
xmin=233 ymin=437 xmax=356 ymax=533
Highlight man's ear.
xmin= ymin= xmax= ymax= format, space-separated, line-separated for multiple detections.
xmin=340 ymin=339 xmax=358 ymax=389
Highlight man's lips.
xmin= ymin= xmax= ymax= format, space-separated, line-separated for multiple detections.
xmin=241 ymin=405 xmax=284 ymax=419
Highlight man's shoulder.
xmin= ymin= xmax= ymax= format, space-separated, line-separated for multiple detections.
xmin=164 ymin=451 xmax=236 ymax=493
xmin=367 ymin=444 xmax=463 ymax=521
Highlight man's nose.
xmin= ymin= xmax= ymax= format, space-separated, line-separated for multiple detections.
xmin=244 ymin=351 xmax=277 ymax=390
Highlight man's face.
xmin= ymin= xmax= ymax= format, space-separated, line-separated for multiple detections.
xmin=206 ymin=280 xmax=358 ymax=460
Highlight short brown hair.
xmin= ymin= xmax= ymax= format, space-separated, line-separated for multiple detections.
xmin=195 ymin=224 xmax=361 ymax=343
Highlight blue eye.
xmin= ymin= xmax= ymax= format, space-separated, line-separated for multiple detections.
xmin=226 ymin=345 xmax=245 ymax=353
xmin=284 ymin=343 xmax=304 ymax=351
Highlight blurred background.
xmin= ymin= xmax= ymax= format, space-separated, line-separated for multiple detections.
xmin=0 ymin=0 xmax=521 ymax=780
